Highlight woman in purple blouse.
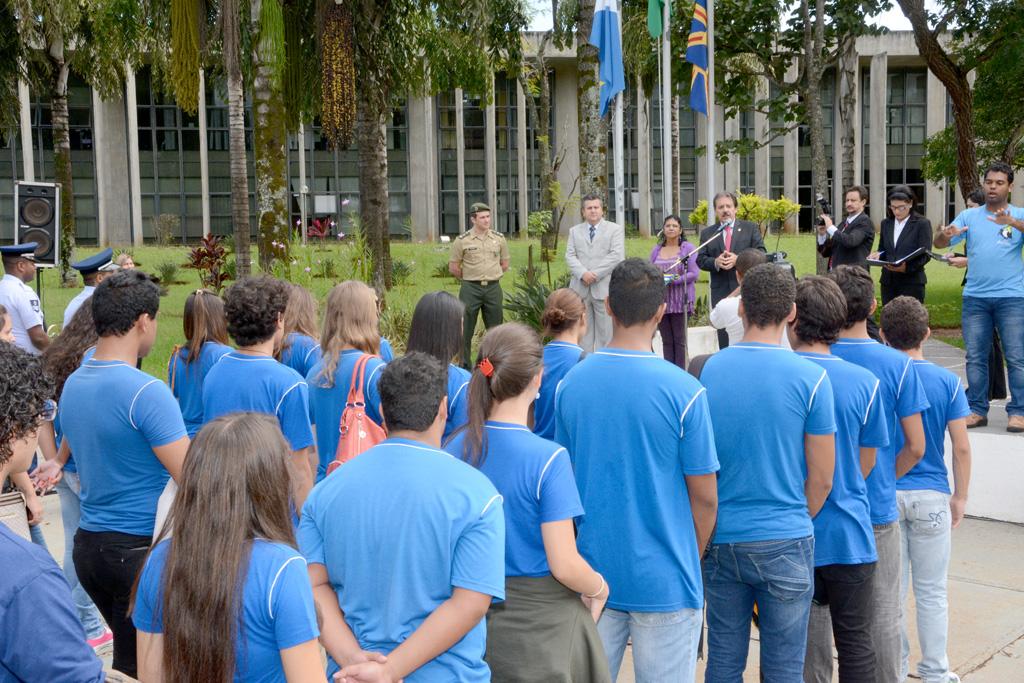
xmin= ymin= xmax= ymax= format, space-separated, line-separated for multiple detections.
xmin=649 ymin=214 xmax=699 ymax=368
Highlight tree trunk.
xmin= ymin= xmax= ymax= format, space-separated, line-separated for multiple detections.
xmin=896 ymin=0 xmax=980 ymax=199
xmin=48 ymin=42 xmax=74 ymax=282
xmin=802 ymin=0 xmax=830 ymax=275
xmin=357 ymin=90 xmax=391 ymax=292
xmin=224 ymin=0 xmax=251 ymax=276
xmin=837 ymin=34 xmax=858 ymax=193
xmin=252 ymin=1 xmax=289 ymax=272
xmin=521 ymin=36 xmax=560 ymax=253
xmin=576 ymin=0 xmax=608 ymax=199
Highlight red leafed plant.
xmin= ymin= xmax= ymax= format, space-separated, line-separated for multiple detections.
xmin=187 ymin=234 xmax=232 ymax=293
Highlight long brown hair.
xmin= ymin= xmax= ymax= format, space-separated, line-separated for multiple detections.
xmin=182 ymin=289 xmax=229 ymax=364
xmin=461 ymin=323 xmax=543 ymax=466
xmin=43 ymin=304 xmax=98 ymax=400
xmin=278 ymin=284 xmax=320 ymax=359
xmin=541 ymin=288 xmax=585 ymax=337
xmin=137 ymin=414 xmax=297 ymax=683
xmin=317 ymin=281 xmax=380 ymax=387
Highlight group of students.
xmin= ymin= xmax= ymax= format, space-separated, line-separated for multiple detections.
xmin=0 ymin=252 xmax=970 ymax=683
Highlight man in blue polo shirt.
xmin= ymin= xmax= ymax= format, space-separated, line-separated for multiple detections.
xmin=791 ymin=276 xmax=889 ymax=683
xmin=556 ymin=258 xmax=719 ymax=683
xmin=299 ymin=352 xmax=505 ymax=682
xmin=934 ymin=161 xmax=1024 ymax=432
xmin=700 ymin=264 xmax=836 ymax=682
xmin=203 ymin=275 xmax=315 ymax=509
xmin=829 ymin=265 xmax=929 ymax=683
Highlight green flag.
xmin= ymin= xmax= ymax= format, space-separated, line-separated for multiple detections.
xmin=647 ymin=0 xmax=667 ymax=38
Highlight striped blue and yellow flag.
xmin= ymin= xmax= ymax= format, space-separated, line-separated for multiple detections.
xmin=686 ymin=0 xmax=710 ymax=115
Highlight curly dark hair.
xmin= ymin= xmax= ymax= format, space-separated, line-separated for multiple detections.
xmin=223 ymin=276 xmax=291 ymax=347
xmin=880 ymin=296 xmax=930 ymax=351
xmin=0 ymin=344 xmax=54 ymax=467
xmin=44 ymin=303 xmax=99 ymax=400
xmin=92 ymin=270 xmax=161 ymax=337
xmin=740 ymin=263 xmax=796 ymax=328
xmin=793 ymin=276 xmax=848 ymax=346
xmin=829 ymin=265 xmax=875 ymax=328
xmin=379 ymin=352 xmax=447 ymax=433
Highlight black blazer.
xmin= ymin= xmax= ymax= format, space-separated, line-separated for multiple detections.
xmin=876 ymin=213 xmax=933 ymax=286
xmin=695 ymin=219 xmax=766 ymax=304
xmin=817 ymin=213 xmax=875 ymax=270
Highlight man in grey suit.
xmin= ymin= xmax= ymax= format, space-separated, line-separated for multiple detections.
xmin=566 ymin=194 xmax=626 ymax=352
xmin=696 ymin=191 xmax=767 ymax=349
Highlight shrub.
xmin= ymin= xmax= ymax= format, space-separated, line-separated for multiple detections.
xmin=156 ymin=261 xmax=180 ymax=287
xmin=391 ymin=260 xmax=413 ymax=286
xmin=379 ymin=306 xmax=412 ymax=355
xmin=187 ymin=234 xmax=231 ymax=293
xmin=154 ymin=214 xmax=180 ymax=246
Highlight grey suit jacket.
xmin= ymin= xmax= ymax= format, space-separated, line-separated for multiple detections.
xmin=565 ymin=219 xmax=626 ymax=301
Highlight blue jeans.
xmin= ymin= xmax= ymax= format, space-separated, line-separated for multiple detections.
xmin=703 ymin=536 xmax=815 ymax=682
xmin=596 ymin=606 xmax=702 ymax=683
xmin=961 ymin=296 xmax=1024 ymax=416
xmin=57 ymin=473 xmax=106 ymax=639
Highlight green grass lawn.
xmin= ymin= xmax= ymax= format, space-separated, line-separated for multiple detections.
xmin=36 ymin=233 xmax=965 ymax=378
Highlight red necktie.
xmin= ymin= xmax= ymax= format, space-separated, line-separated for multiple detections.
xmin=724 ymin=225 xmax=733 ymax=252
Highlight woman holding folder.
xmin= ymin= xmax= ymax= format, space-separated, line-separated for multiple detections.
xmin=871 ymin=184 xmax=934 ymax=304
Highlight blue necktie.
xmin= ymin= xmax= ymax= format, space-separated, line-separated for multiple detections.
xmin=589 ymin=225 xmax=596 ymax=242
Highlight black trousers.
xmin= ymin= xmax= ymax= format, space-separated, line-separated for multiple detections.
xmin=813 ymin=561 xmax=877 ymax=682
xmin=881 ymin=280 xmax=926 ymax=305
xmin=658 ymin=312 xmax=688 ymax=368
xmin=74 ymin=529 xmax=152 ymax=677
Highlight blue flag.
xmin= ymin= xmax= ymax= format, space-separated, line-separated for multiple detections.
xmin=589 ymin=0 xmax=625 ymax=117
xmin=686 ymin=0 xmax=710 ymax=115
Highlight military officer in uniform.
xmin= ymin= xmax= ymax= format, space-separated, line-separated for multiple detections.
xmin=0 ymin=243 xmax=48 ymax=354
xmin=449 ymin=203 xmax=510 ymax=368
xmin=63 ymin=248 xmax=118 ymax=327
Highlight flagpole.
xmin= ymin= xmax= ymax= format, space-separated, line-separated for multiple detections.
xmin=614 ymin=92 xmax=625 ymax=227
xmin=705 ymin=0 xmax=716 ymax=227
xmin=661 ymin=0 xmax=673 ymax=217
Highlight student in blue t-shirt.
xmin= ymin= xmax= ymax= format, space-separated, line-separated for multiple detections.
xmin=790 ymin=276 xmax=890 ymax=683
xmin=307 ymin=281 xmax=385 ymax=480
xmin=446 ymin=323 xmax=611 ymax=682
xmin=134 ymin=413 xmax=321 ymax=683
xmin=880 ymin=296 xmax=972 ymax=683
xmin=278 ymin=283 xmax=322 ymax=378
xmin=35 ymin=270 xmax=190 ymax=677
xmin=167 ymin=289 xmax=232 ymax=437
xmin=555 ymin=259 xmax=718 ymax=683
xmin=828 ymin=265 xmax=929 ymax=683
xmin=299 ymin=352 xmax=505 ymax=682
xmin=407 ymin=291 xmax=470 ymax=442
xmin=700 ymin=263 xmax=836 ymax=682
xmin=203 ymin=275 xmax=315 ymax=509
xmin=934 ymin=161 xmax=1024 ymax=432
xmin=534 ymin=288 xmax=586 ymax=441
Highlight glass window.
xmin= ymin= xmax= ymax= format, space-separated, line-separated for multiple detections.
xmin=885 ymin=69 xmax=928 ymax=215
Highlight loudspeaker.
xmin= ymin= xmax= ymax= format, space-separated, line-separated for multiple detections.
xmin=14 ymin=181 xmax=61 ymax=268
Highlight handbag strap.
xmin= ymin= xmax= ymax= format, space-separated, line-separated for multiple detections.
xmin=346 ymin=354 xmax=374 ymax=406
xmin=168 ymin=345 xmax=182 ymax=394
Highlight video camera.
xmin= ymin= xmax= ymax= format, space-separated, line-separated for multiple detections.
xmin=815 ymin=194 xmax=832 ymax=227
xmin=766 ymin=250 xmax=796 ymax=279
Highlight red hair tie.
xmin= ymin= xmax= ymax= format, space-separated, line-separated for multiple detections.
xmin=478 ymin=357 xmax=495 ymax=378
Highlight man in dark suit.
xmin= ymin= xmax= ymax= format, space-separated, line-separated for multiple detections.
xmin=696 ymin=192 xmax=766 ymax=348
xmin=817 ymin=185 xmax=875 ymax=271
xmin=871 ymin=185 xmax=933 ymax=304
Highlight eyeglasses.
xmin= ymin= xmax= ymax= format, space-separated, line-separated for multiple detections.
xmin=888 ymin=203 xmax=911 ymax=212
xmin=40 ymin=399 xmax=57 ymax=423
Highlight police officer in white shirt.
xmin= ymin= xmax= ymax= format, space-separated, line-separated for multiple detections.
xmin=63 ymin=248 xmax=118 ymax=328
xmin=0 ymin=243 xmax=48 ymax=354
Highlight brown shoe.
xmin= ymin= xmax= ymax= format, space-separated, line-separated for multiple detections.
xmin=1008 ymin=415 xmax=1024 ymax=433
xmin=965 ymin=413 xmax=988 ymax=429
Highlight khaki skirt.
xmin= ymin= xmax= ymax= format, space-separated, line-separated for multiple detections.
xmin=485 ymin=574 xmax=612 ymax=683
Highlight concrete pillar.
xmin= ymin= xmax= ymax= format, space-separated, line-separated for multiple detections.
xmin=484 ymin=76 xmax=497 ymax=220
xmin=124 ymin=64 xmax=144 ymax=246
xmin=553 ymin=64 xmax=580 ymax=234
xmin=93 ymin=87 xmax=132 ymax=245
xmin=199 ymin=69 xmax=211 ymax=237
xmin=18 ymin=78 xmax=33 ymax=182
xmin=408 ymin=95 xmax=439 ymax=241
xmin=515 ymin=80 xmax=528 ymax=235
xmin=924 ymin=70 xmax=946 ymax=228
xmin=869 ymin=53 xmax=888 ymax=228
xmin=753 ymin=102 xmax=769 ymax=198
xmin=455 ymin=88 xmax=466 ymax=226
xmin=637 ymin=84 xmax=652 ymax=237
xmin=782 ymin=66 xmax=798 ymax=214
xmin=723 ymin=109 xmax=740 ymax=193
xmin=91 ymin=89 xmax=108 ymax=244
xmin=832 ymin=82 xmax=843 ymax=211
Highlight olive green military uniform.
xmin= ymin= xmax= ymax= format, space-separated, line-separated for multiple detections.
xmin=450 ymin=225 xmax=510 ymax=367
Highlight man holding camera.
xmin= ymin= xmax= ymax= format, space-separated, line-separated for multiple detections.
xmin=817 ymin=186 xmax=875 ymax=272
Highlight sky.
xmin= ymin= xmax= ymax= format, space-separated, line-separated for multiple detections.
xmin=527 ymin=0 xmax=943 ymax=33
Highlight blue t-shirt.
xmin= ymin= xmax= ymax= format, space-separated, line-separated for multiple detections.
xmin=133 ymin=539 xmax=319 ymax=683
xmin=443 ymin=364 xmax=471 ymax=442
xmin=554 ymin=348 xmax=719 ymax=612
xmin=167 ymin=341 xmax=233 ymax=437
xmin=280 ymin=333 xmax=322 ymax=379
xmin=0 ymin=524 xmax=105 ymax=682
xmin=701 ymin=343 xmax=837 ymax=544
xmin=380 ymin=337 xmax=395 ymax=362
xmin=832 ymin=338 xmax=930 ymax=524
xmin=53 ymin=345 xmax=99 ymax=474
xmin=950 ymin=204 xmax=1024 ymax=298
xmin=897 ymin=360 xmax=971 ymax=494
xmin=307 ymin=350 xmax=386 ymax=480
xmin=203 ymin=352 xmax=315 ymax=452
xmin=798 ymin=352 xmax=889 ymax=566
xmin=60 ymin=360 xmax=188 ymax=535
xmin=445 ymin=421 xmax=584 ymax=578
xmin=534 ymin=341 xmax=584 ymax=440
xmin=299 ymin=438 xmax=505 ymax=681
